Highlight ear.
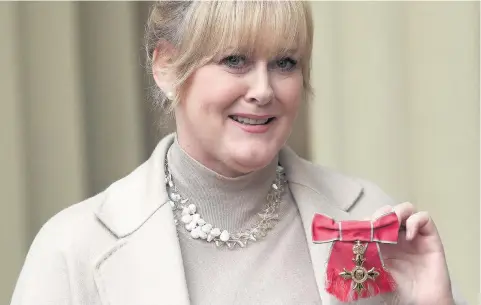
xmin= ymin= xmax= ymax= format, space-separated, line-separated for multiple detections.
xmin=152 ymin=41 xmax=177 ymax=93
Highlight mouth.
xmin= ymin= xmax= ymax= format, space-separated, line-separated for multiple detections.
xmin=228 ymin=115 xmax=276 ymax=126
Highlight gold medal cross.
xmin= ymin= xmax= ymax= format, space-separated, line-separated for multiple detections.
xmin=339 ymin=240 xmax=380 ymax=293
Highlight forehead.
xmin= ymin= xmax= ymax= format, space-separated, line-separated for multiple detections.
xmin=184 ymin=1 xmax=311 ymax=60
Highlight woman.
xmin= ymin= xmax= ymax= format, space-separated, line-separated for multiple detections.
xmin=11 ymin=1 xmax=464 ymax=305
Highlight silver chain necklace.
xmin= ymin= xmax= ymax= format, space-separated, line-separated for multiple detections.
xmin=165 ymin=159 xmax=287 ymax=249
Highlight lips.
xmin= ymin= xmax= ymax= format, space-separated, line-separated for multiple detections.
xmin=229 ymin=115 xmax=275 ymax=125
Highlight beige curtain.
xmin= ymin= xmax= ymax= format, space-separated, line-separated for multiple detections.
xmin=0 ymin=2 xmax=478 ymax=304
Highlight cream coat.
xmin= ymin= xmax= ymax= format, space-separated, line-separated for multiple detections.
xmin=10 ymin=134 xmax=466 ymax=305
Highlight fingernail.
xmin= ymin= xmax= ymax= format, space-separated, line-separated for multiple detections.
xmin=406 ymin=230 xmax=412 ymax=240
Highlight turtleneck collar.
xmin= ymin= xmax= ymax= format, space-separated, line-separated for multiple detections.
xmin=166 ymin=137 xmax=279 ymax=232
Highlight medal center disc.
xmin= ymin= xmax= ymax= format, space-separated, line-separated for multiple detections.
xmin=352 ymin=266 xmax=369 ymax=284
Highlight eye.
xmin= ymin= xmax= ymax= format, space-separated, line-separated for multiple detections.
xmin=221 ymin=55 xmax=248 ymax=69
xmin=272 ymin=57 xmax=298 ymax=71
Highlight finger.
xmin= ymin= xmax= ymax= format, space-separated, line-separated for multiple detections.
xmin=393 ymin=202 xmax=416 ymax=224
xmin=405 ymin=211 xmax=438 ymax=240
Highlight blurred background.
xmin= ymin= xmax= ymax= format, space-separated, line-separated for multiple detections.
xmin=0 ymin=1 xmax=479 ymax=304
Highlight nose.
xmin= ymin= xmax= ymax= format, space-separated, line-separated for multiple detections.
xmin=245 ymin=65 xmax=274 ymax=106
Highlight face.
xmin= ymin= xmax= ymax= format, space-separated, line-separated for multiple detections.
xmin=167 ymin=50 xmax=304 ymax=177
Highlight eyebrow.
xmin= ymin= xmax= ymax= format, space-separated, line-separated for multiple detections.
xmin=214 ymin=46 xmax=300 ymax=60
xmin=278 ymin=48 xmax=298 ymax=54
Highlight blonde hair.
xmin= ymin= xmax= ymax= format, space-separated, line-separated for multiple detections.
xmin=145 ymin=0 xmax=313 ymax=112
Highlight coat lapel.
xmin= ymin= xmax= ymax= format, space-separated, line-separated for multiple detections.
xmin=279 ymin=146 xmax=358 ymax=304
xmin=93 ymin=205 xmax=190 ymax=305
xmin=93 ymin=134 xmax=190 ymax=305
xmin=289 ymin=182 xmax=349 ymax=304
xmin=281 ymin=147 xmax=388 ymax=305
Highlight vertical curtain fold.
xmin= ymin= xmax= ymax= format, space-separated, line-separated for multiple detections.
xmin=79 ymin=2 xmax=146 ymax=195
xmin=404 ymin=2 xmax=480 ymax=297
xmin=309 ymin=2 xmax=339 ymax=168
xmin=336 ymin=2 xmax=409 ymax=200
xmin=20 ymin=2 xmax=87 ymax=241
xmin=0 ymin=2 xmax=27 ymax=301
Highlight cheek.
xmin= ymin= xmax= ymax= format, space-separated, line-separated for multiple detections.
xmin=274 ymin=75 xmax=304 ymax=113
xmin=186 ymin=68 xmax=245 ymax=115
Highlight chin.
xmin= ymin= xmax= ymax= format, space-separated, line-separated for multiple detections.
xmin=230 ymin=148 xmax=277 ymax=173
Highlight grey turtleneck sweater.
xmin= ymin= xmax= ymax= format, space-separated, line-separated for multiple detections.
xmin=167 ymin=139 xmax=321 ymax=305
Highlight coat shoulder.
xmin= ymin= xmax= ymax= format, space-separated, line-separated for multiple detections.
xmin=11 ymin=192 xmax=111 ymax=305
xmin=28 ymin=192 xmax=109 ymax=255
xmin=282 ymin=147 xmax=397 ymax=217
xmin=315 ymin=162 xmax=397 ymax=216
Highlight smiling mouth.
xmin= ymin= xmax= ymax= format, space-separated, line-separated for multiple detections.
xmin=228 ymin=115 xmax=276 ymax=125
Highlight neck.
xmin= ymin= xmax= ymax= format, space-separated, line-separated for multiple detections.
xmin=166 ymin=137 xmax=279 ymax=232
xmin=175 ymin=131 xmax=255 ymax=178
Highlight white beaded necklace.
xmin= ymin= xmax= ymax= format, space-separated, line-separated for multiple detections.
xmin=165 ymin=161 xmax=287 ymax=249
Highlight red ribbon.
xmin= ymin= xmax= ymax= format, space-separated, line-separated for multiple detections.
xmin=312 ymin=211 xmax=400 ymax=302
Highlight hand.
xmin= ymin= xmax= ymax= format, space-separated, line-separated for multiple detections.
xmin=373 ymin=202 xmax=455 ymax=305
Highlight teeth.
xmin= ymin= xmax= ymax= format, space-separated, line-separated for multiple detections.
xmin=231 ymin=116 xmax=270 ymax=125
